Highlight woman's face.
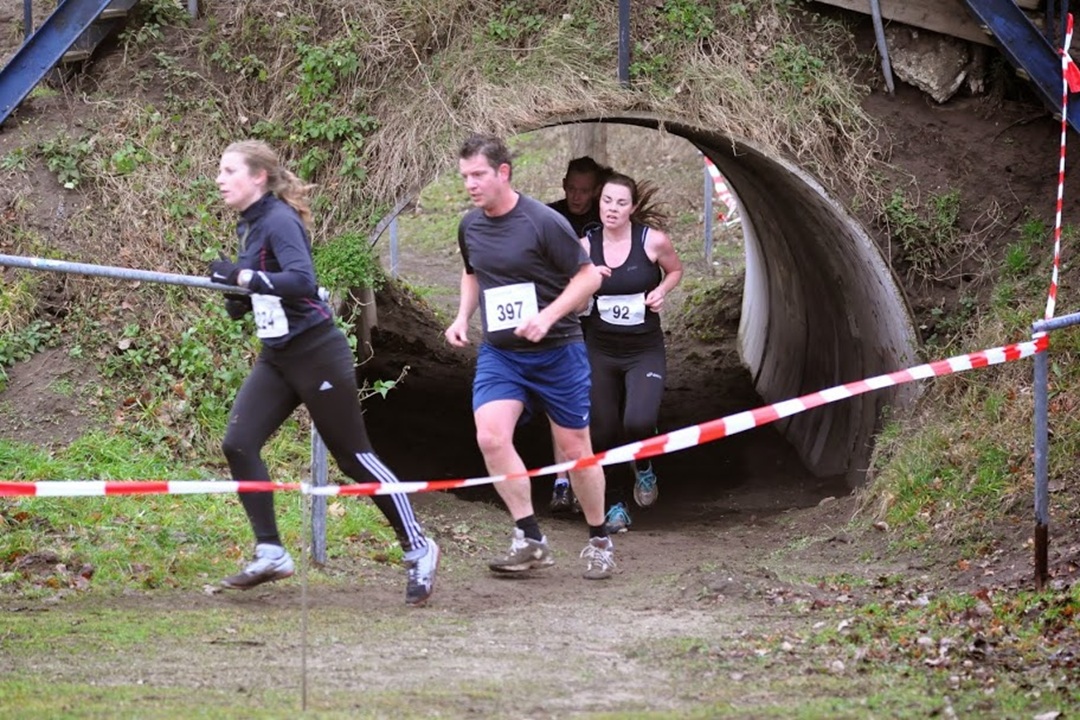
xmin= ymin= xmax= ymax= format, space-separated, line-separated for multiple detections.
xmin=216 ymin=151 xmax=265 ymax=211
xmin=599 ymin=182 xmax=634 ymax=231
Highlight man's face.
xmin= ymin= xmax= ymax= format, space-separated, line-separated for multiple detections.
xmin=460 ymin=154 xmax=509 ymax=213
xmin=563 ymin=171 xmax=599 ymax=216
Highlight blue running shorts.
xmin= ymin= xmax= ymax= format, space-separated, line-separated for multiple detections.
xmin=473 ymin=342 xmax=592 ymax=429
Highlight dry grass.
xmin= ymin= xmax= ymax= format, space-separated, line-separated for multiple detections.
xmin=21 ymin=0 xmax=881 ymax=268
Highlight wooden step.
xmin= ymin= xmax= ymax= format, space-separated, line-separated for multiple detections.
xmin=59 ymin=0 xmax=139 ymax=64
xmin=811 ymin=0 xmax=1045 ymax=47
xmin=60 ymin=24 xmax=109 ymax=63
xmin=99 ymin=0 xmax=138 ymax=20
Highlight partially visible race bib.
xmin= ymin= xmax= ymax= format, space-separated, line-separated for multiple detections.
xmin=484 ymin=282 xmax=539 ymax=332
xmin=252 ymin=294 xmax=289 ymax=339
xmin=596 ymin=292 xmax=646 ymax=326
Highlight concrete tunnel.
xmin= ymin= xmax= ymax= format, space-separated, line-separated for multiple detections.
xmin=374 ymin=114 xmax=921 ymax=488
xmin=550 ymin=116 xmax=920 ymax=486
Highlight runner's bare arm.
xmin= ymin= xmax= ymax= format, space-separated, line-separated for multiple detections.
xmin=445 ymin=270 xmax=480 ymax=346
xmin=645 ymin=229 xmax=683 ymax=312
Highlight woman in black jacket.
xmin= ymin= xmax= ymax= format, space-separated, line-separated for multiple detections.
xmin=209 ymin=140 xmax=438 ymax=605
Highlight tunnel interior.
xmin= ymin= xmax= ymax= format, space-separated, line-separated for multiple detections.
xmin=359 ymin=116 xmax=920 ymax=515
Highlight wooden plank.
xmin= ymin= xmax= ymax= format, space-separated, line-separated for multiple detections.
xmin=811 ymin=0 xmax=996 ymax=45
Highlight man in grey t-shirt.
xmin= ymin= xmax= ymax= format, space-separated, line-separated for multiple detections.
xmin=445 ymin=133 xmax=616 ymax=581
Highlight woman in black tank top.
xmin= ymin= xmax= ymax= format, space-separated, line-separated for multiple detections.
xmin=583 ymin=173 xmax=683 ymax=534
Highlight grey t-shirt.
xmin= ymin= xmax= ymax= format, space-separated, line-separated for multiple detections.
xmin=458 ymin=193 xmax=590 ymax=351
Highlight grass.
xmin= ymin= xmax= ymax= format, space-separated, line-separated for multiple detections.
xmin=644 ymin=578 xmax=1080 ymax=718
xmin=0 ymin=428 xmax=401 ymax=595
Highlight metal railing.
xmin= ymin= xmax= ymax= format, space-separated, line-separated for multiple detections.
xmin=1031 ymin=310 xmax=1080 ymax=588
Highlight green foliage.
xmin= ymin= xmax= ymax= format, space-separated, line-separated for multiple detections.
xmin=881 ymin=188 xmax=963 ymax=280
xmin=0 ymin=274 xmax=39 ymax=333
xmin=629 ymin=42 xmax=672 ymax=82
xmin=367 ymin=379 xmax=398 ymax=399
xmin=313 ymin=232 xmax=385 ymax=293
xmin=99 ymin=299 xmax=258 ymax=445
xmin=924 ymin=294 xmax=977 ymax=348
xmin=161 ymin=177 xmax=227 ymax=252
xmin=0 ymin=320 xmax=61 ymax=390
xmin=136 ymin=0 xmax=188 ymax=28
xmin=0 ymin=147 xmax=30 ymax=172
xmin=120 ymin=0 xmax=187 ymax=47
xmin=1003 ymin=214 xmax=1044 ymax=281
xmin=107 ymin=140 xmax=152 ymax=176
xmin=207 ymin=41 xmax=269 ymax=81
xmin=38 ymin=134 xmax=94 ymax=189
xmin=630 ymin=0 xmax=715 ymax=84
xmin=485 ymin=1 xmax=546 ymax=43
xmin=295 ymin=39 xmax=359 ymax=103
xmin=658 ymin=0 xmax=715 ymax=42
xmin=246 ymin=40 xmax=377 ymax=182
xmin=767 ymin=41 xmax=827 ymax=89
xmin=869 ymin=412 xmax=1026 ymax=552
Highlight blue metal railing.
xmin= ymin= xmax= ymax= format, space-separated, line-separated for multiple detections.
xmin=0 ymin=0 xmax=114 ymax=128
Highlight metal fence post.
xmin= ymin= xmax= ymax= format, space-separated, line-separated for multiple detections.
xmin=618 ymin=0 xmax=630 ymax=86
xmin=310 ymin=426 xmax=328 ymax=565
xmin=1033 ymin=338 xmax=1050 ymax=589
xmin=703 ymin=159 xmax=714 ymax=267
xmin=389 ymin=216 xmax=399 ymax=279
xmin=23 ymin=0 xmax=32 ymax=40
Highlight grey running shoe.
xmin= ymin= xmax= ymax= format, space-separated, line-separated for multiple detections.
xmin=405 ymin=539 xmax=440 ymax=606
xmin=488 ymin=528 xmax=555 ymax=573
xmin=550 ymin=480 xmax=573 ymax=513
xmin=221 ymin=543 xmax=295 ymax=589
xmin=581 ymin=536 xmax=615 ymax=580
xmin=604 ymin=502 xmax=631 ymax=534
xmin=633 ymin=464 xmax=659 ymax=507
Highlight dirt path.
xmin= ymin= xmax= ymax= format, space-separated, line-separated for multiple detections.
xmin=3 ymin=488 xmax=888 ymax=717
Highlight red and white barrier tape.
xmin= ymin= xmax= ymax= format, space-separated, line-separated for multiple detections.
xmin=1050 ymin=14 xmax=1079 ymax=320
xmin=0 ymin=335 xmax=1047 ymax=498
xmin=704 ymin=156 xmax=738 ymax=223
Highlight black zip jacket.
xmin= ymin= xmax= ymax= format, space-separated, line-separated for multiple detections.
xmin=234 ymin=193 xmax=332 ymax=348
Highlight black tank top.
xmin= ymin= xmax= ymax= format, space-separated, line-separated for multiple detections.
xmin=583 ymin=223 xmax=663 ymax=337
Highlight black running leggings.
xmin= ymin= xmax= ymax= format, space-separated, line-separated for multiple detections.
xmin=587 ymin=335 xmax=666 ymax=499
xmin=222 ymin=321 xmax=427 ymax=553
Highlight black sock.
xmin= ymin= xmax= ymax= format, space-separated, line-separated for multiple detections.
xmin=516 ymin=515 xmax=543 ymax=542
xmin=589 ymin=524 xmax=607 ymax=540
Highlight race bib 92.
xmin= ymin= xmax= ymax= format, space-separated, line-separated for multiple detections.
xmin=483 ymin=282 xmax=539 ymax=332
xmin=596 ymin=292 xmax=646 ymax=326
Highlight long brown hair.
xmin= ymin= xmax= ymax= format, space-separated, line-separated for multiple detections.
xmin=604 ymin=172 xmax=668 ymax=230
xmin=225 ymin=140 xmax=315 ymax=229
